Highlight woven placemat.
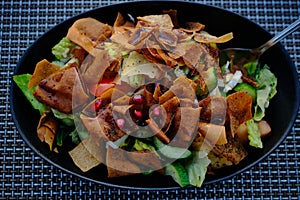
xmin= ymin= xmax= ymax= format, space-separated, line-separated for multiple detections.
xmin=1 ymin=0 xmax=299 ymax=199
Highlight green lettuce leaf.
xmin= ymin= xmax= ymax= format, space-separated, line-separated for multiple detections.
xmin=69 ymin=128 xmax=89 ymax=145
xmin=165 ymin=162 xmax=190 ymax=187
xmin=52 ymin=37 xmax=76 ymax=60
xmin=51 ymin=108 xmax=75 ymax=126
xmin=246 ymin=119 xmax=263 ymax=148
xmin=184 ymin=151 xmax=211 ymax=187
xmin=133 ymin=139 xmax=156 ymax=152
xmin=13 ymin=74 xmax=48 ymax=114
xmin=253 ymin=67 xmax=277 ymax=121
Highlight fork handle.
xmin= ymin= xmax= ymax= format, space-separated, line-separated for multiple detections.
xmin=257 ymin=18 xmax=300 ymax=54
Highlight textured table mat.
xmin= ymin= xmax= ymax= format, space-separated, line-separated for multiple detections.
xmin=1 ymin=0 xmax=299 ymax=199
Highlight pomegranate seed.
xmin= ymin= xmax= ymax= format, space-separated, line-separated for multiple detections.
xmin=94 ymin=99 xmax=102 ymax=112
xmin=132 ymin=94 xmax=144 ymax=104
xmin=153 ymin=107 xmax=160 ymax=116
xmin=116 ymin=118 xmax=125 ymax=129
xmin=134 ymin=110 xmax=143 ymax=118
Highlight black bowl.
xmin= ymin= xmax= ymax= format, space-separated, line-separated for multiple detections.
xmin=11 ymin=1 xmax=300 ymax=189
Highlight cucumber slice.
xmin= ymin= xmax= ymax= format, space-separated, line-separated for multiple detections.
xmin=153 ymin=137 xmax=191 ymax=159
xmin=165 ymin=162 xmax=190 ymax=187
xmin=234 ymin=82 xmax=257 ymax=101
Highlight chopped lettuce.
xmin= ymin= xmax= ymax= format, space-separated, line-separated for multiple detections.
xmin=13 ymin=74 xmax=48 ymax=114
xmin=253 ymin=67 xmax=277 ymax=121
xmin=52 ymin=37 xmax=76 ymax=60
xmin=133 ymin=139 xmax=156 ymax=152
xmin=256 ymin=67 xmax=277 ymax=99
xmin=153 ymin=136 xmax=191 ymax=159
xmin=184 ymin=151 xmax=211 ymax=187
xmin=104 ymin=42 xmax=129 ymax=57
xmin=51 ymin=60 xmax=65 ymax=68
xmin=56 ymin=124 xmax=71 ymax=146
xmin=243 ymin=61 xmax=258 ymax=76
xmin=69 ymin=128 xmax=89 ymax=145
xmin=223 ymin=70 xmax=243 ymax=92
xmin=246 ymin=119 xmax=263 ymax=148
xmin=165 ymin=162 xmax=190 ymax=187
xmin=51 ymin=108 xmax=75 ymax=126
xmin=106 ymin=135 xmax=129 ymax=149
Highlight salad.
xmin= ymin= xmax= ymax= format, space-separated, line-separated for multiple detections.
xmin=14 ymin=10 xmax=277 ymax=187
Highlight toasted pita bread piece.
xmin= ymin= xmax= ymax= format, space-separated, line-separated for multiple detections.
xmin=81 ymin=104 xmax=126 ymax=142
xmin=28 ymin=59 xmax=60 ymax=89
xmin=80 ymin=51 xmax=117 ymax=95
xmin=106 ymin=146 xmax=141 ymax=177
xmin=137 ymin=14 xmax=174 ymax=29
xmin=181 ymin=22 xmax=205 ymax=33
xmin=169 ymin=107 xmax=201 ymax=148
xmin=227 ymin=91 xmax=252 ymax=137
xmin=191 ymin=131 xmax=213 ymax=152
xmin=198 ymin=122 xmax=227 ymax=145
xmin=146 ymin=118 xmax=170 ymax=144
xmin=66 ymin=18 xmax=112 ymax=56
xmin=199 ymin=96 xmax=227 ymax=125
xmin=127 ymin=150 xmax=162 ymax=172
xmin=194 ymin=31 xmax=233 ymax=43
xmin=69 ymin=135 xmax=106 ymax=172
xmin=208 ymin=151 xmax=233 ymax=169
xmin=37 ymin=112 xmax=58 ymax=151
xmin=212 ymin=134 xmax=248 ymax=165
xmin=33 ymin=65 xmax=89 ymax=114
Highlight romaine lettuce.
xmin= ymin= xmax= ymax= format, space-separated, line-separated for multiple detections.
xmin=184 ymin=151 xmax=211 ymax=187
xmin=13 ymin=74 xmax=48 ymax=114
xmin=246 ymin=119 xmax=263 ymax=148
xmin=51 ymin=108 xmax=75 ymax=126
xmin=52 ymin=37 xmax=76 ymax=60
xmin=253 ymin=67 xmax=277 ymax=121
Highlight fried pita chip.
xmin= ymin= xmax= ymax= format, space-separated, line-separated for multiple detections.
xmin=153 ymin=83 xmax=163 ymax=102
xmin=66 ymin=18 xmax=112 ymax=56
xmin=137 ymin=14 xmax=174 ymax=29
xmin=110 ymin=32 xmax=135 ymax=50
xmin=106 ymin=146 xmax=141 ymax=177
xmin=171 ymin=76 xmax=197 ymax=100
xmin=128 ymin=150 xmax=162 ymax=172
xmin=69 ymin=135 xmax=105 ymax=172
xmin=169 ymin=107 xmax=201 ymax=148
xmin=181 ymin=22 xmax=205 ymax=33
xmin=154 ymin=28 xmax=178 ymax=48
xmin=37 ymin=112 xmax=58 ymax=151
xmin=227 ymin=91 xmax=252 ymax=137
xmin=146 ymin=119 xmax=170 ymax=144
xmin=155 ymin=47 xmax=178 ymax=67
xmin=191 ymin=131 xmax=213 ymax=152
xmin=113 ymin=12 xmax=126 ymax=27
xmin=199 ymin=96 xmax=227 ymax=125
xmin=163 ymin=9 xmax=179 ymax=28
xmin=208 ymin=151 xmax=233 ymax=169
xmin=194 ymin=31 xmax=233 ymax=43
xmin=145 ymin=39 xmax=164 ymax=62
xmin=33 ymin=65 xmax=89 ymax=114
xmin=212 ymin=134 xmax=248 ymax=165
xmin=198 ymin=122 xmax=227 ymax=145
xmin=128 ymin=27 xmax=153 ymax=45
xmin=112 ymin=105 xmax=132 ymax=115
xmin=81 ymin=51 xmax=115 ymax=94
xmin=28 ymin=59 xmax=60 ymax=89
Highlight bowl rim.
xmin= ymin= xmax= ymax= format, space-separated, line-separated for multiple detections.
xmin=10 ymin=0 xmax=300 ymax=190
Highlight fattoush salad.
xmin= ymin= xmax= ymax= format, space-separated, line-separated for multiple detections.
xmin=14 ymin=10 xmax=277 ymax=187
